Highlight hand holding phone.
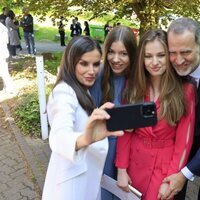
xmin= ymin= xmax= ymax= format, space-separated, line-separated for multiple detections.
xmin=106 ymin=102 xmax=157 ymax=131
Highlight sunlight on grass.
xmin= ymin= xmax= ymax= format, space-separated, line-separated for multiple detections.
xmin=33 ymin=24 xmax=71 ymax=43
xmin=32 ymin=13 xmax=138 ymax=43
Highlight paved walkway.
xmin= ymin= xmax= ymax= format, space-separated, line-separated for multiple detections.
xmin=19 ymin=40 xmax=66 ymax=55
xmin=0 ymin=41 xmax=60 ymax=199
xmin=0 ymin=102 xmax=43 ymax=200
xmin=1 ymin=40 xmax=200 ymax=199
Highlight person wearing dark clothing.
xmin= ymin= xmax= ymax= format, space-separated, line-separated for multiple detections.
xmin=104 ymin=22 xmax=110 ymax=38
xmin=58 ymin=17 xmax=65 ymax=46
xmin=75 ymin=17 xmax=82 ymax=35
xmin=70 ymin=18 xmax=79 ymax=37
xmin=14 ymin=18 xmax=22 ymax=50
xmin=20 ymin=7 xmax=36 ymax=55
xmin=0 ymin=7 xmax=8 ymax=25
xmin=159 ymin=17 xmax=200 ymax=200
xmin=83 ymin=21 xmax=90 ymax=36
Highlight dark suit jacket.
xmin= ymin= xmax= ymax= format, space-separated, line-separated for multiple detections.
xmin=187 ymin=148 xmax=200 ymax=176
xmin=187 ymin=84 xmax=200 ymax=175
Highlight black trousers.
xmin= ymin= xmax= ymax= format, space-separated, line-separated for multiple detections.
xmin=175 ymin=135 xmax=200 ymax=200
xmin=59 ymin=31 xmax=65 ymax=46
xmin=174 ymin=182 xmax=200 ymax=200
xmin=174 ymin=182 xmax=187 ymax=200
xmin=8 ymin=44 xmax=16 ymax=56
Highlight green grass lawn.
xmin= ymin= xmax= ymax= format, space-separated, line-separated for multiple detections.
xmin=44 ymin=52 xmax=63 ymax=75
xmin=33 ymin=24 xmax=71 ymax=43
xmin=19 ymin=22 xmax=71 ymax=43
xmin=19 ymin=13 xmax=138 ymax=43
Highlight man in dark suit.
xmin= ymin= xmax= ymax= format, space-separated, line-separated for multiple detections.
xmin=20 ymin=7 xmax=36 ymax=55
xmin=158 ymin=17 xmax=200 ymax=200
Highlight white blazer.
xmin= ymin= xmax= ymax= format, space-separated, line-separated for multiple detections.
xmin=0 ymin=22 xmax=9 ymax=59
xmin=42 ymin=82 xmax=108 ymax=200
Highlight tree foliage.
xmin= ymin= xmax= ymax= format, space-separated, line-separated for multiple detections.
xmin=3 ymin=0 xmax=200 ymax=34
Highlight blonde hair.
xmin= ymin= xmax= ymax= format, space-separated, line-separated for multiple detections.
xmin=125 ymin=29 xmax=186 ymax=125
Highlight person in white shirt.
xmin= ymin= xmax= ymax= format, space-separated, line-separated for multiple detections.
xmin=0 ymin=21 xmax=14 ymax=93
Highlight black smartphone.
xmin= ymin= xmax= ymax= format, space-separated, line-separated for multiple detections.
xmin=106 ymin=102 xmax=157 ymax=131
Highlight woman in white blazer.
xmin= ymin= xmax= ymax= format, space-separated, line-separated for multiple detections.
xmin=0 ymin=21 xmax=14 ymax=93
xmin=42 ymin=36 xmax=123 ymax=200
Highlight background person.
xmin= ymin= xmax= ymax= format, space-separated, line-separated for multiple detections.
xmin=104 ymin=21 xmax=111 ymax=38
xmin=14 ymin=16 xmax=22 ymax=51
xmin=58 ymin=16 xmax=65 ymax=46
xmin=115 ymin=29 xmax=196 ymax=200
xmin=90 ymin=25 xmax=137 ymax=200
xmin=5 ymin=10 xmax=20 ymax=58
xmin=83 ymin=21 xmax=90 ymax=36
xmin=161 ymin=17 xmax=200 ymax=200
xmin=75 ymin=16 xmax=82 ymax=35
xmin=0 ymin=21 xmax=14 ymax=93
xmin=0 ymin=7 xmax=9 ymax=26
xmin=20 ymin=7 xmax=36 ymax=55
xmin=42 ymin=36 xmax=123 ymax=200
xmin=70 ymin=18 xmax=79 ymax=38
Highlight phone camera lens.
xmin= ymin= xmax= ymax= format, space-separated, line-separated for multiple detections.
xmin=142 ymin=105 xmax=155 ymax=116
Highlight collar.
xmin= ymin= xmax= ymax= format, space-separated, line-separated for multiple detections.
xmin=190 ymin=65 xmax=200 ymax=79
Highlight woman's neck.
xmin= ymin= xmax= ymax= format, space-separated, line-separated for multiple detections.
xmin=149 ymin=76 xmax=161 ymax=102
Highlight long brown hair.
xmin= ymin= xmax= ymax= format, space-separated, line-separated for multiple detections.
xmin=125 ymin=29 xmax=185 ymax=125
xmin=101 ymin=25 xmax=137 ymax=104
xmin=54 ymin=36 xmax=102 ymax=115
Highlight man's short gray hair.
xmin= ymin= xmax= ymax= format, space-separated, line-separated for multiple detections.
xmin=168 ymin=17 xmax=200 ymax=45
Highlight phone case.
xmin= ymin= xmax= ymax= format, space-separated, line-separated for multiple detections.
xmin=106 ymin=102 xmax=157 ymax=131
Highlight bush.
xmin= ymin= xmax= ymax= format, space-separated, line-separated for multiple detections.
xmin=13 ymin=84 xmax=53 ymax=138
xmin=44 ymin=52 xmax=63 ymax=75
xmin=14 ymin=90 xmax=41 ymax=137
xmin=11 ymin=52 xmax=58 ymax=138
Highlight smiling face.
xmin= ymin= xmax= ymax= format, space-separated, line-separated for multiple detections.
xmin=168 ymin=30 xmax=200 ymax=76
xmin=107 ymin=41 xmax=130 ymax=75
xmin=75 ymin=49 xmax=101 ymax=88
xmin=144 ymin=39 xmax=167 ymax=78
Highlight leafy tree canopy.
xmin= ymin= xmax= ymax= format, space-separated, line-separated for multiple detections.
xmin=1 ymin=0 xmax=200 ymax=34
